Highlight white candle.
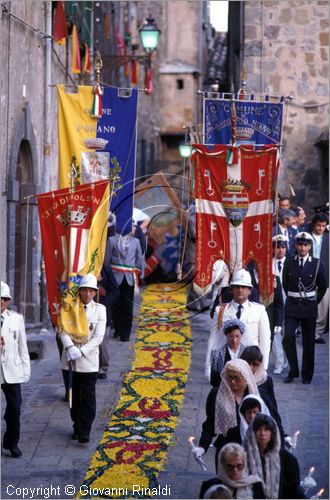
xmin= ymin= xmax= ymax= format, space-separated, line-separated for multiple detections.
xmin=292 ymin=430 xmax=300 ymax=448
xmin=307 ymin=466 xmax=315 ymax=477
xmin=188 ymin=436 xmax=197 ymax=451
xmin=22 ymin=84 xmax=26 ymax=99
xmin=311 ymin=489 xmax=325 ymax=499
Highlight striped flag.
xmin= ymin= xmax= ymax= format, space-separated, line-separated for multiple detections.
xmin=192 ymin=144 xmax=279 ymax=304
xmin=37 ymin=180 xmax=110 ymax=330
xmin=83 ymin=44 xmax=91 ymax=74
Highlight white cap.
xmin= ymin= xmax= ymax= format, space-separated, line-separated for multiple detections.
xmin=1 ymin=281 xmax=12 ymax=299
xmin=295 ymin=231 xmax=313 ymax=242
xmin=272 ymin=234 xmax=288 ymax=243
xmin=295 ymin=231 xmax=313 ymax=241
xmin=230 ymin=269 xmax=253 ymax=288
xmin=78 ymin=274 xmax=98 ymax=290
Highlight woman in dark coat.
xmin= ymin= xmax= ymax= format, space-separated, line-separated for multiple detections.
xmin=194 ymin=359 xmax=260 ymax=470
xmin=244 ymin=414 xmax=306 ymax=499
xmin=200 ymin=443 xmax=264 ymax=499
xmin=240 ymin=345 xmax=286 ymax=446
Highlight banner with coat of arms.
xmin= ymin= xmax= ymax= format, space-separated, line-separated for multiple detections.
xmin=57 ymin=85 xmax=138 ymax=233
xmin=192 ymin=144 xmax=279 ymax=303
xmin=37 ymin=180 xmax=110 ymax=328
xmin=204 ymin=97 xmax=284 ymax=146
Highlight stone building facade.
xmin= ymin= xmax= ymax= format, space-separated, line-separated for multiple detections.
xmin=243 ymin=0 xmax=329 ymax=213
xmin=0 ymin=1 xmax=89 ymax=323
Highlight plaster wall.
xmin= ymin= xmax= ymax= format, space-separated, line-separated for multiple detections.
xmin=244 ymin=0 xmax=329 ymax=212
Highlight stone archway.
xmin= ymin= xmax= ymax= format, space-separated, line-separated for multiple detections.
xmin=7 ymin=102 xmax=41 ymax=322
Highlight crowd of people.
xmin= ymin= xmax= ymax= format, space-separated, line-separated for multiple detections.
xmin=192 ymin=197 xmax=328 ymax=498
xmin=1 ymin=196 xmax=328 ymax=499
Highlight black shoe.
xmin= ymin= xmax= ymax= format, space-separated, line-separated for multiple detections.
xmin=113 ymin=332 xmax=119 ymax=339
xmin=302 ymin=379 xmax=312 ymax=384
xmin=284 ymin=374 xmax=298 ymax=383
xmin=78 ymin=436 xmax=89 ymax=444
xmin=315 ymin=337 xmax=326 ymax=344
xmin=72 ymin=433 xmax=79 ymax=440
xmin=120 ymin=338 xmax=130 ymax=342
xmin=3 ymin=445 xmax=22 ymax=458
xmin=97 ymin=372 xmax=107 ymax=380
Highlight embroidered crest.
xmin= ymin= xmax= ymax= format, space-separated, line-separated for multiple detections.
xmin=220 ymin=179 xmax=250 ymax=227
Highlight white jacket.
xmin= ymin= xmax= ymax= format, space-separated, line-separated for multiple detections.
xmin=1 ymin=309 xmax=31 ymax=384
xmin=60 ymin=301 xmax=106 ymax=373
xmin=206 ymin=300 xmax=271 ymax=378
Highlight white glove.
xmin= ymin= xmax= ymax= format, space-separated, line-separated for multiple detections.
xmin=284 ymin=436 xmax=294 ymax=448
xmin=23 ymin=374 xmax=30 ymax=383
xmin=66 ymin=346 xmax=82 ymax=361
xmin=274 ymin=326 xmax=282 ymax=334
xmin=193 ymin=446 xmax=205 ymax=460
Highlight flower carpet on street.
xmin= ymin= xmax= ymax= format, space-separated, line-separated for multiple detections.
xmin=80 ymin=284 xmax=191 ymax=497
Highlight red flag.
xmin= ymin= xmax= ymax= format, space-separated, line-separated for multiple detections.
xmin=71 ymin=24 xmax=81 ymax=74
xmin=83 ymin=44 xmax=91 ymax=73
xmin=115 ymin=29 xmax=125 ymax=63
xmin=37 ymin=180 xmax=110 ymax=327
xmin=145 ymin=67 xmax=153 ymax=94
xmin=131 ymin=60 xmax=139 ymax=85
xmin=53 ymin=0 xmax=67 ymax=45
xmin=192 ymin=144 xmax=279 ymax=304
xmin=104 ymin=12 xmax=111 ymax=40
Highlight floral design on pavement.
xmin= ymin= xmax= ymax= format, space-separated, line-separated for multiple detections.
xmin=80 ymin=284 xmax=191 ymax=497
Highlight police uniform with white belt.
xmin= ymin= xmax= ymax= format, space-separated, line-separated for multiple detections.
xmin=282 ymin=232 xmax=327 ymax=384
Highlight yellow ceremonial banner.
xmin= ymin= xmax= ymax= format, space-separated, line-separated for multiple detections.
xmin=58 ymin=296 xmax=89 ymax=344
xmin=57 ymin=84 xmax=96 ymax=189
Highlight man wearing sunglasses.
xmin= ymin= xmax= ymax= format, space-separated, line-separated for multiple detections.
xmin=282 ymin=232 xmax=327 ymax=385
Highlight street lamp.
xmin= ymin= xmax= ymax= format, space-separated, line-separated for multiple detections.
xmin=107 ymin=15 xmax=161 ymax=69
xmin=139 ymin=17 xmax=161 ymax=54
xmin=179 ymin=143 xmax=192 ymax=158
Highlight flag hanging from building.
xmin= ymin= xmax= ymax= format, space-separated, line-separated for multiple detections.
xmin=37 ymin=180 xmax=109 ymax=328
xmin=203 ymin=96 xmax=284 ymax=146
xmin=192 ymin=144 xmax=279 ymax=304
xmin=57 ymin=85 xmax=138 ymax=233
xmin=53 ymin=0 xmax=67 ymax=45
xmin=71 ymin=24 xmax=81 ymax=74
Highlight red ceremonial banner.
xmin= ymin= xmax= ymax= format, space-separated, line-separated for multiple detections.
xmin=37 ymin=180 xmax=109 ymax=326
xmin=192 ymin=144 xmax=279 ymax=303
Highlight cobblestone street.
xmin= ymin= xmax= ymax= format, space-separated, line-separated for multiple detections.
xmin=2 ymin=302 xmax=328 ymax=499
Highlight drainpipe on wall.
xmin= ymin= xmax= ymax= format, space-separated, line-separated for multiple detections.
xmin=40 ymin=1 xmax=52 ymax=324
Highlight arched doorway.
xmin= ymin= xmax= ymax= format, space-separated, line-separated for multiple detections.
xmin=7 ymin=103 xmax=40 ymax=323
xmin=14 ymin=141 xmax=33 ymax=314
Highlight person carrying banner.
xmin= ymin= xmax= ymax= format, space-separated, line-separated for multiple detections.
xmin=282 ymin=232 xmax=327 ymax=384
xmin=104 ymin=228 xmax=143 ymax=342
xmin=60 ymin=274 xmax=106 ymax=443
xmin=1 ymin=281 xmax=31 ymax=458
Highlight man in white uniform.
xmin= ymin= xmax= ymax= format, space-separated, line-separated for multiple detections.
xmin=206 ymin=269 xmax=271 ymax=378
xmin=1 ymin=281 xmax=30 ymax=457
xmin=60 ymin=274 xmax=106 ymax=443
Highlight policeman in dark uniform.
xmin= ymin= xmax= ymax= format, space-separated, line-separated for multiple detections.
xmin=282 ymin=232 xmax=327 ymax=384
